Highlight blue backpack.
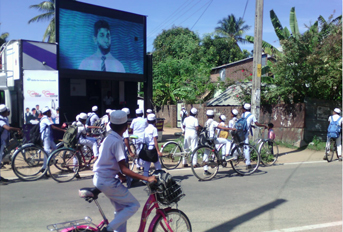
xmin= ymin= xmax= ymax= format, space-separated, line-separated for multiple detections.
xmin=234 ymin=113 xmax=251 ymax=142
xmin=327 ymin=116 xmax=342 ymax=139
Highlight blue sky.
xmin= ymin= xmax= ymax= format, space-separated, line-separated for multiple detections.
xmin=0 ymin=0 xmax=341 ymax=53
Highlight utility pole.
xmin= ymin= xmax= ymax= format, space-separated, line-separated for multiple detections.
xmin=251 ymin=0 xmax=264 ymax=142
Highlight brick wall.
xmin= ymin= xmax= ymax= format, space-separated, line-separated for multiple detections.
xmin=211 ymin=59 xmax=253 ymax=83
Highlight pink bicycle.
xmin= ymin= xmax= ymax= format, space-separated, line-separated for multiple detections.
xmin=47 ymin=177 xmax=192 ymax=232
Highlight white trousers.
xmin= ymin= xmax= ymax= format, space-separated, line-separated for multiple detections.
xmin=184 ymin=132 xmax=198 ymax=165
xmin=93 ymin=174 xmax=140 ymax=232
xmin=243 ymin=136 xmax=251 ymax=165
xmin=80 ymin=137 xmax=99 ymax=157
xmin=143 ymin=159 xmax=162 ymax=177
xmin=326 ymin=134 xmax=342 ymax=157
xmin=0 ymin=142 xmax=5 ymax=177
xmin=135 ymin=143 xmax=145 ymax=168
xmin=43 ymin=137 xmax=56 ymax=169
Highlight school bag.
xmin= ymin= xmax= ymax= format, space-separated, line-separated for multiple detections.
xmin=233 ymin=113 xmax=251 ymax=143
xmin=327 ymin=116 xmax=342 ymax=139
xmin=91 ymin=118 xmax=103 ymax=135
xmin=28 ymin=123 xmax=42 ymax=145
xmin=63 ymin=125 xmax=78 ymax=148
xmin=85 ymin=114 xmax=93 ymax=133
xmin=181 ymin=110 xmax=187 ymax=123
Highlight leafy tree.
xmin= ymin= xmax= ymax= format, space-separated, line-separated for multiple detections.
xmin=28 ymin=0 xmax=76 ymax=43
xmin=152 ymin=27 xmax=215 ymax=107
xmin=215 ymin=14 xmax=251 ymax=48
xmin=0 ymin=33 xmax=9 ymax=47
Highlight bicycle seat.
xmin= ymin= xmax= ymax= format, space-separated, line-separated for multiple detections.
xmin=79 ymin=187 xmax=102 ymax=200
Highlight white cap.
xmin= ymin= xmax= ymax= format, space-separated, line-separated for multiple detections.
xmin=206 ymin=110 xmax=214 ymax=116
xmin=191 ymin=108 xmax=197 ymax=114
xmin=42 ymin=106 xmax=50 ymax=113
xmin=146 ymin=109 xmax=153 ymax=114
xmin=122 ymin=108 xmax=130 ymax=115
xmin=181 ymin=106 xmax=185 ymax=109
xmin=88 ymin=112 xmax=92 ymax=116
xmin=334 ymin=108 xmax=341 ymax=114
xmin=243 ymin=103 xmax=251 ymax=110
xmin=219 ymin=115 xmax=226 ymax=121
xmin=110 ymin=110 xmax=127 ymax=124
xmin=0 ymin=104 xmax=7 ymax=113
xmin=92 ymin=106 xmax=98 ymax=112
xmin=147 ymin=113 xmax=156 ymax=121
xmin=106 ymin=109 xmax=112 ymax=114
xmin=79 ymin=112 xmax=88 ymax=120
xmin=136 ymin=109 xmax=143 ymax=114
xmin=231 ymin=109 xmax=238 ymax=116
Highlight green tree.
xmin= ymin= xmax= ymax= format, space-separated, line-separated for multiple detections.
xmin=152 ymin=27 xmax=215 ymax=107
xmin=0 ymin=33 xmax=9 ymax=47
xmin=28 ymin=0 xmax=76 ymax=43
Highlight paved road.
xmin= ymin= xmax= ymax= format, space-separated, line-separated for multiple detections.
xmin=0 ymin=160 xmax=341 ymax=232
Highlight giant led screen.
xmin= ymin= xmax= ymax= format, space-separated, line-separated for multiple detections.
xmin=56 ymin=0 xmax=146 ymax=81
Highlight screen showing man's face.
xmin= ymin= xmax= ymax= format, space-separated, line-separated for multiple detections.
xmin=95 ymin=28 xmax=111 ymax=55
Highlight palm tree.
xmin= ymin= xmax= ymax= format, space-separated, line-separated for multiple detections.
xmin=215 ymin=14 xmax=251 ymax=46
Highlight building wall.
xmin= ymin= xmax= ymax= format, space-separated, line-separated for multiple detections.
xmin=211 ymin=59 xmax=253 ymax=83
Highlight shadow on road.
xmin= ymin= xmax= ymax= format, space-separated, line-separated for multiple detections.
xmin=205 ymin=198 xmax=287 ymax=232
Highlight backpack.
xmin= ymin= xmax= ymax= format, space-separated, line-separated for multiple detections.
xmin=91 ymin=118 xmax=103 ymax=135
xmin=181 ymin=110 xmax=187 ymax=123
xmin=327 ymin=116 xmax=342 ymax=139
xmin=233 ymin=113 xmax=252 ymax=143
xmin=198 ymin=125 xmax=214 ymax=146
xmin=85 ymin=114 xmax=93 ymax=133
xmin=63 ymin=125 xmax=78 ymax=148
xmin=29 ymin=123 xmax=42 ymax=145
xmin=151 ymin=170 xmax=184 ymax=205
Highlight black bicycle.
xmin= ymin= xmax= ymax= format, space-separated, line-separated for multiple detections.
xmin=325 ymin=138 xmax=339 ymax=162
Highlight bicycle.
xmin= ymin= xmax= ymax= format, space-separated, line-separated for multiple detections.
xmin=159 ymin=132 xmax=192 ymax=170
xmin=0 ymin=132 xmax=22 ymax=168
xmin=190 ymin=135 xmax=260 ymax=181
xmin=46 ymin=173 xmax=192 ymax=232
xmin=252 ymin=127 xmax=279 ymax=166
xmin=325 ymin=137 xmax=339 ymax=162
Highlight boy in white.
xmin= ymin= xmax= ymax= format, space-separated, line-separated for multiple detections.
xmin=324 ymin=108 xmax=342 ymax=161
xmin=180 ymin=106 xmax=188 ymax=133
xmin=93 ymin=110 xmax=156 ymax=232
xmin=204 ymin=110 xmax=235 ymax=175
xmin=240 ymin=103 xmax=267 ymax=169
xmin=182 ymin=108 xmax=199 ymax=167
xmin=77 ymin=113 xmax=100 ymax=159
xmin=142 ymin=114 xmax=163 ymax=177
xmin=130 ymin=109 xmax=148 ymax=170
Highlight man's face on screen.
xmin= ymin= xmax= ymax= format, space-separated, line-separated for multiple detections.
xmin=95 ymin=28 xmax=111 ymax=55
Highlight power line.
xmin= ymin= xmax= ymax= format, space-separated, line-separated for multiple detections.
xmin=242 ymin=0 xmax=250 ymax=20
xmin=191 ymin=0 xmax=213 ymax=30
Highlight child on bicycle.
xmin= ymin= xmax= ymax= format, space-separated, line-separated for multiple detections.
xmin=140 ymin=113 xmax=163 ymax=177
xmin=324 ymin=108 xmax=342 ymax=161
xmin=93 ymin=110 xmax=156 ymax=232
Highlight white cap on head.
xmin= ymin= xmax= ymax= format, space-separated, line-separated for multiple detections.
xmin=42 ymin=106 xmax=50 ymax=113
xmin=181 ymin=106 xmax=185 ymax=109
xmin=190 ymin=108 xmax=197 ymax=114
xmin=147 ymin=113 xmax=156 ymax=121
xmin=79 ymin=112 xmax=88 ymax=120
xmin=136 ymin=109 xmax=143 ymax=114
xmin=334 ymin=108 xmax=341 ymax=114
xmin=122 ymin=108 xmax=130 ymax=115
xmin=206 ymin=110 xmax=214 ymax=116
xmin=92 ymin=106 xmax=98 ymax=112
xmin=231 ymin=109 xmax=238 ymax=116
xmin=106 ymin=109 xmax=112 ymax=114
xmin=0 ymin=104 xmax=7 ymax=113
xmin=243 ymin=103 xmax=251 ymax=110
xmin=219 ymin=115 xmax=226 ymax=121
xmin=146 ymin=109 xmax=153 ymax=114
xmin=110 ymin=110 xmax=128 ymax=124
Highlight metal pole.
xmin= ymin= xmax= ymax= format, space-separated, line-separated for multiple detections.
xmin=251 ymin=0 xmax=264 ymax=142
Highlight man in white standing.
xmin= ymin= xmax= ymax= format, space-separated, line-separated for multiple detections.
xmin=130 ymin=109 xmax=148 ymax=170
xmin=182 ymin=108 xmax=199 ymax=168
xmin=180 ymin=106 xmax=187 ymax=134
xmin=79 ymin=20 xmax=125 ymax=73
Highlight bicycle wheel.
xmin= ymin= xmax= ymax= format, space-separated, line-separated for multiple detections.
xmin=259 ymin=140 xmax=279 ymax=166
xmin=190 ymin=146 xmax=219 ymax=181
xmin=160 ymin=142 xmax=183 ymax=170
xmin=325 ymin=139 xmax=335 ymax=162
xmin=11 ymin=145 xmax=48 ymax=181
xmin=47 ymin=148 xmax=81 ymax=183
xmin=152 ymin=209 xmax=192 ymax=232
xmin=81 ymin=146 xmax=95 ymax=170
xmin=230 ymin=143 xmax=260 ymax=176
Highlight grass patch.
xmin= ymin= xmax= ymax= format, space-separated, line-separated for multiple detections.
xmin=307 ymin=136 xmax=326 ymax=151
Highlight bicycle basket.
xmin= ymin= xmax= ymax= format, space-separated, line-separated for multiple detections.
xmin=150 ymin=170 xmax=185 ymax=205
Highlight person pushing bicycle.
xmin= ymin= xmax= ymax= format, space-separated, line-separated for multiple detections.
xmin=324 ymin=108 xmax=342 ymax=161
xmin=93 ymin=110 xmax=156 ymax=232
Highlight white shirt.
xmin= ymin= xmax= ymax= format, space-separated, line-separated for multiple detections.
xmin=216 ymin=121 xmax=226 ymax=137
xmin=79 ymin=51 xmax=126 ymax=73
xmin=228 ymin=117 xmax=238 ymax=128
xmin=103 ymin=96 xmax=114 ymax=105
xmin=0 ymin=115 xmax=9 ymax=142
xmin=76 ymin=122 xmax=86 ymax=140
xmin=130 ymin=117 xmax=148 ymax=143
xmin=123 ymin=129 xmax=129 ymax=139
xmin=89 ymin=113 xmax=99 ymax=126
xmin=144 ymin=124 xmax=158 ymax=150
xmin=205 ymin=119 xmax=219 ymax=138
xmin=183 ymin=116 xmax=198 ymax=134
xmin=328 ymin=114 xmax=343 ymax=125
xmin=93 ymin=131 xmax=126 ymax=178
xmin=40 ymin=115 xmax=52 ymax=140
xmin=241 ymin=111 xmax=257 ymax=136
